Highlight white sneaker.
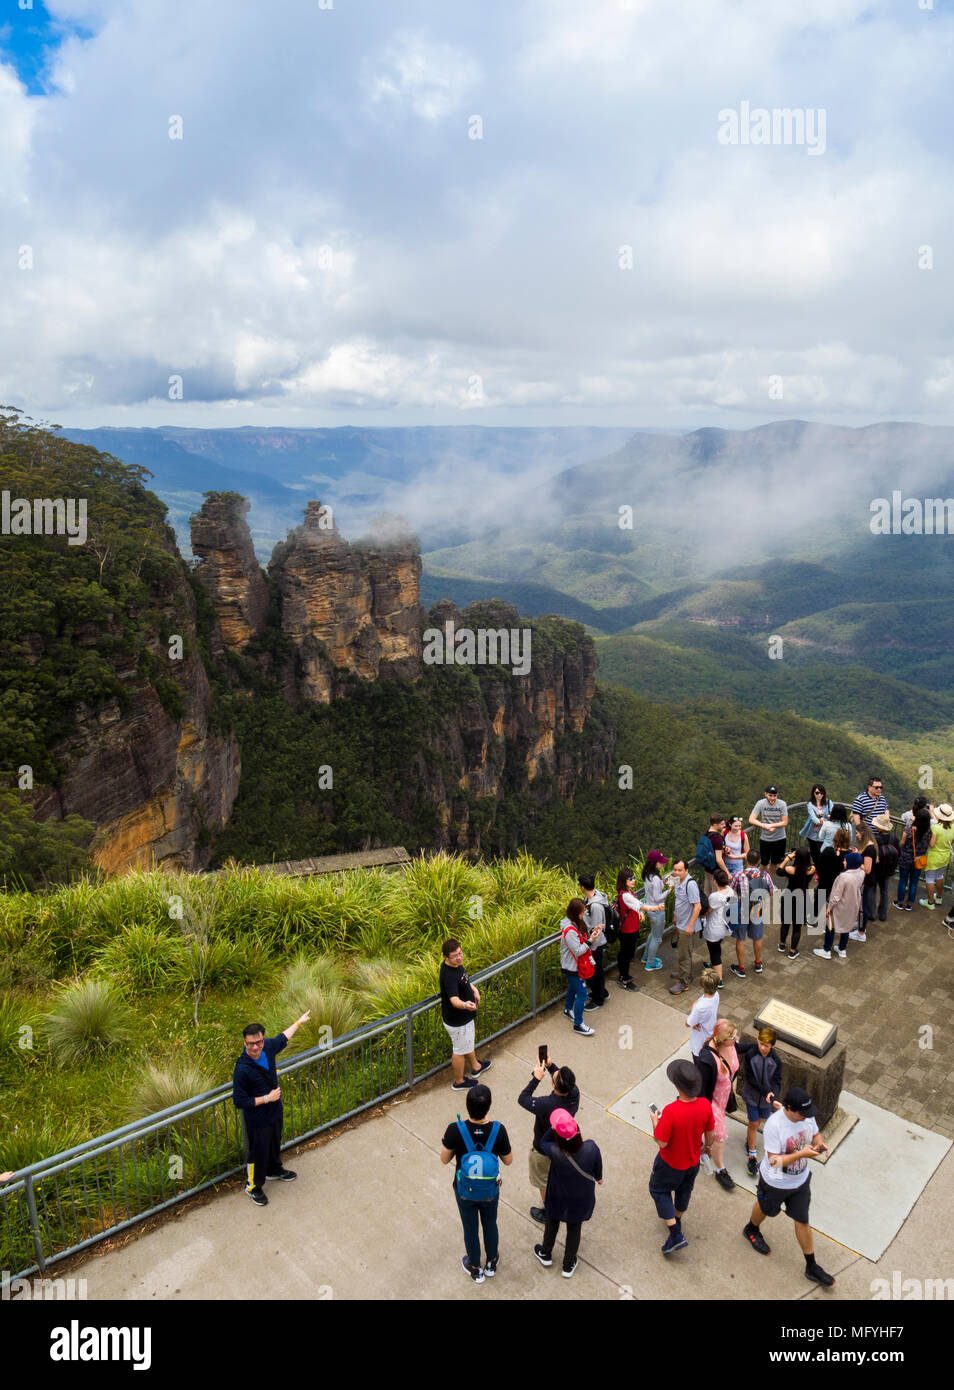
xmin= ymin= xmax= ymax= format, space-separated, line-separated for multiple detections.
xmin=812 ymin=948 xmax=831 ymax=960
xmin=573 ymin=1023 xmax=595 ymax=1036
xmin=834 ymin=947 xmax=847 ymax=959
xmin=848 ymin=931 xmax=866 ymax=942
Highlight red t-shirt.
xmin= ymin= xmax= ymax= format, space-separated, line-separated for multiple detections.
xmin=654 ymin=1097 xmax=714 ymax=1169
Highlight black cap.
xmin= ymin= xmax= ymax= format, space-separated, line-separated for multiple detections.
xmin=666 ymin=1059 xmax=702 ymax=1098
xmin=781 ymin=1086 xmax=816 ymax=1118
xmin=765 ymin=785 xmax=778 ymax=793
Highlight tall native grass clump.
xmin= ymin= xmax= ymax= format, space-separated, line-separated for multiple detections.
xmin=378 ymin=852 xmax=484 ymax=948
xmin=93 ymin=923 xmax=186 ymax=995
xmin=126 ymin=1060 xmax=215 ymax=1121
xmin=44 ymin=979 xmax=134 ymax=1066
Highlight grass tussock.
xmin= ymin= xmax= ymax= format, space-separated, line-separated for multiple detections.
xmin=44 ymin=979 xmax=134 ymax=1066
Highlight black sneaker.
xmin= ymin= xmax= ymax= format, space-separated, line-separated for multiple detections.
xmin=530 ymin=1206 xmax=547 ymax=1224
xmin=805 ymin=1260 xmax=835 ymax=1287
xmin=743 ymin=1222 xmax=770 ymax=1255
xmin=583 ymin=1001 xmax=600 ymax=1011
xmin=562 ymin=1259 xmax=578 ymax=1278
xmin=471 ymin=1058 xmax=492 ymax=1077
xmin=729 ymin=965 xmax=746 ymax=979
xmin=461 ymin=1256 xmax=485 ymax=1284
xmin=715 ymin=1167 xmax=735 ymax=1191
xmin=753 ymin=961 xmax=763 ymax=974
xmin=788 ymin=949 xmax=800 ymax=960
xmin=747 ymin=1155 xmax=758 ymax=1177
xmin=533 ymin=1245 xmax=553 ymax=1267
xmin=563 ymin=1009 xmax=572 ymax=1018
xmin=483 ymin=1256 xmax=499 ymax=1278
xmin=267 ymin=1168 xmax=297 ymax=1181
xmin=777 ymin=943 xmax=787 ymax=953
xmin=452 ymin=1077 xmax=477 ymax=1090
xmin=247 ymin=1187 xmax=268 ymax=1207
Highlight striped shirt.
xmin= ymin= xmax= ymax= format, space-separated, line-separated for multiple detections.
xmin=851 ymin=790 xmax=888 ymax=825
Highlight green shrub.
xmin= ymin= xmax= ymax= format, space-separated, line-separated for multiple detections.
xmin=360 ymin=957 xmax=438 ymax=1022
xmin=1 ymin=1119 xmax=83 ymax=1175
xmin=126 ymin=1060 xmax=214 ymax=1121
xmin=0 ymin=993 xmax=39 ymax=1058
xmin=380 ymin=852 xmax=484 ymax=947
xmin=460 ymin=906 xmax=555 ymax=969
xmin=93 ymin=923 xmax=186 ymax=994
xmin=44 ymin=979 xmax=134 ymax=1065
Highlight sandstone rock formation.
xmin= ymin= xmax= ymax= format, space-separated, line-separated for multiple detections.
xmin=190 ymin=493 xmax=269 ymax=654
xmin=267 ymin=502 xmax=422 ymax=702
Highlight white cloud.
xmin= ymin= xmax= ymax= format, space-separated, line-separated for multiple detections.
xmin=0 ymin=0 xmax=951 ymax=426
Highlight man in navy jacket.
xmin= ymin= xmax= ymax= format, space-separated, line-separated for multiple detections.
xmin=233 ymin=1012 xmax=310 ymax=1206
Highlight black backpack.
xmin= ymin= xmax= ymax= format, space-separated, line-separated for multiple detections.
xmin=597 ymin=893 xmax=620 ymax=943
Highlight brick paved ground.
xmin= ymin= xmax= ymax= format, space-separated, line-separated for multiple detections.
xmin=634 ymin=892 xmax=954 ymax=1139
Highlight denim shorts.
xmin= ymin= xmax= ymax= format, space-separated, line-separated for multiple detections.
xmin=746 ymin=1100 xmax=772 ymax=1122
xmin=732 ymin=917 xmax=764 ymax=942
xmin=925 ymin=869 xmax=945 ymax=884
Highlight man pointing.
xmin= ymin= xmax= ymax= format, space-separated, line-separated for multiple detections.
xmin=233 ymin=1011 xmax=310 ymax=1207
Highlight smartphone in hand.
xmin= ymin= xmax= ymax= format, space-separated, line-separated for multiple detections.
xmin=538 ymin=1044 xmax=548 ymax=1064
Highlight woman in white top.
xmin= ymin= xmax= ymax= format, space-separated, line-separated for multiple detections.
xmin=818 ymin=803 xmax=853 ymax=852
xmin=702 ymin=867 xmax=734 ymax=986
xmin=723 ymin=816 xmax=748 ymax=877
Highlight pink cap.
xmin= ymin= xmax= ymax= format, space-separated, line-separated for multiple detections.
xmin=550 ymin=1109 xmax=579 ymax=1139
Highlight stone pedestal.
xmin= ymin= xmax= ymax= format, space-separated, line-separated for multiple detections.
xmin=737 ymin=1026 xmax=846 ymax=1131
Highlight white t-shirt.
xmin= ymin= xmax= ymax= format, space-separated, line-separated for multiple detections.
xmin=686 ymin=994 xmax=719 ymax=1056
xmin=759 ymin=1110 xmax=819 ymax=1189
xmin=703 ymin=887 xmax=733 ymax=941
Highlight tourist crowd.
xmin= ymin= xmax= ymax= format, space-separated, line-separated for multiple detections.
xmin=433 ymin=777 xmax=954 ymax=1287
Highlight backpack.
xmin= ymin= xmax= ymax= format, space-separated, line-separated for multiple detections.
xmin=454 ymin=1119 xmax=501 ymax=1202
xmin=697 ymin=885 xmax=711 ymax=916
xmin=600 ymin=892 xmax=621 ymax=943
xmin=695 ymin=835 xmax=718 ymax=873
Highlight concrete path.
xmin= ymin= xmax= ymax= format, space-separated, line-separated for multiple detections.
xmin=71 ymin=982 xmax=954 ymax=1301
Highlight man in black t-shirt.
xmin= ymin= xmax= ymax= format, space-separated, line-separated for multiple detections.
xmin=440 ymin=1084 xmax=512 ymax=1282
xmin=440 ymin=938 xmax=492 ymax=1091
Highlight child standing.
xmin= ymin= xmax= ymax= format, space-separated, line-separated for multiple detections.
xmin=686 ymin=968 xmax=720 ymax=1058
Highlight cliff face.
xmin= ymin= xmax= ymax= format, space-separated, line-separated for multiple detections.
xmin=265 ymin=502 xmax=422 ymax=702
xmin=190 ymin=494 xmax=270 ymax=655
xmin=415 ymin=601 xmax=611 ymax=852
xmin=32 ymin=583 xmax=241 ymax=874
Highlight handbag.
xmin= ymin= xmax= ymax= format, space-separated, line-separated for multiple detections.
xmin=565 ymin=925 xmax=595 ymax=980
xmin=910 ymin=827 xmax=927 ymax=871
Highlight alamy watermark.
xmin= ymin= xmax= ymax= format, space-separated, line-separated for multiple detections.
xmin=2 ymin=1271 xmax=87 ymax=1300
xmin=717 ymin=101 xmax=827 ymax=155
xmin=1 ymin=492 xmax=87 ymax=545
xmin=870 ymin=1272 xmax=954 ymax=1299
xmin=422 ymin=621 xmax=531 ymax=677
xmin=869 ymin=493 xmax=954 ymax=535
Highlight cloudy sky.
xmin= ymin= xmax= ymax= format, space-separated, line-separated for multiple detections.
xmin=1 ymin=0 xmax=952 ymax=429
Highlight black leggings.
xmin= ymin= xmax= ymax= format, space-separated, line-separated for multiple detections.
xmin=779 ymin=922 xmax=801 ymax=951
xmin=542 ymin=1217 xmax=582 ymax=1270
xmin=706 ymin=939 xmax=722 ymax=967
xmin=617 ymin=932 xmax=637 ymax=981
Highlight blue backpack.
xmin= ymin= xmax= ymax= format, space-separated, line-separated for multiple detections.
xmin=695 ymin=834 xmax=718 ymax=872
xmin=455 ymin=1118 xmax=501 ymax=1202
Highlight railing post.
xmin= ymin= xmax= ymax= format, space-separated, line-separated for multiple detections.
xmin=530 ymin=942 xmax=538 ymax=1016
xmin=405 ymin=1008 xmax=415 ymax=1088
xmin=24 ymin=1176 xmax=47 ymax=1273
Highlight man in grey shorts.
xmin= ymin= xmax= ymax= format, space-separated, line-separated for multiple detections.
xmin=517 ymin=1052 xmax=580 ymax=1224
xmin=749 ymin=785 xmax=789 ymax=871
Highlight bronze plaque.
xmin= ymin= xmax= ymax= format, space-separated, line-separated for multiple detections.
xmin=754 ymin=997 xmax=837 ymax=1057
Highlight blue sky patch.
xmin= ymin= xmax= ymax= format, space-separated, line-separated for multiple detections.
xmin=0 ymin=1 xmax=93 ymax=95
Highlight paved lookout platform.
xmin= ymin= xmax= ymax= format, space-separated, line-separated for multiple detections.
xmin=69 ymin=970 xmax=954 ymax=1301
